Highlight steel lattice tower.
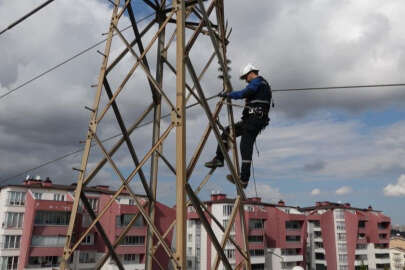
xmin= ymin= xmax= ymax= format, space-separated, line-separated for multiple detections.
xmin=61 ymin=0 xmax=253 ymax=269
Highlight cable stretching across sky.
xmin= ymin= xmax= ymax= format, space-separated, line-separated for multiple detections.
xmin=1 ymin=81 xmax=405 ymax=185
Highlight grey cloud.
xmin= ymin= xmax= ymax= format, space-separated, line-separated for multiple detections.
xmin=304 ymin=160 xmax=326 ymax=172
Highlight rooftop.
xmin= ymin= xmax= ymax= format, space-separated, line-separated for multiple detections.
xmin=0 ymin=176 xmax=147 ymax=198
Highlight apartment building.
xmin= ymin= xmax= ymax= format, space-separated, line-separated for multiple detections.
xmin=186 ymin=193 xmax=307 ymax=270
xmin=302 ymin=202 xmax=391 ymax=270
xmin=390 ymin=236 xmax=405 ymax=270
xmin=0 ymin=176 xmax=175 ymax=270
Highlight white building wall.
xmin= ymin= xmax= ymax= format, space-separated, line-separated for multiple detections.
xmin=390 ymin=248 xmax=405 ymax=270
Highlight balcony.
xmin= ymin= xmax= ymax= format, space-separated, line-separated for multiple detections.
xmin=282 ymin=254 xmax=303 ymax=263
xmin=354 ymin=260 xmax=368 ymax=266
xmin=375 ymin=257 xmax=390 ymax=264
xmin=314 ymin=247 xmax=325 ymax=253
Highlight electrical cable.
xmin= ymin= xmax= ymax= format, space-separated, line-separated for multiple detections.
xmin=0 ymin=0 xmax=56 ymax=36
xmin=0 ymin=94 xmax=218 ymax=185
xmin=272 ymin=83 xmax=405 ymax=92
xmin=2 ymin=82 xmax=405 ymax=184
xmin=0 ymin=11 xmax=157 ymax=101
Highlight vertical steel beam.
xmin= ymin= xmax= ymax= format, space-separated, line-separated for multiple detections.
xmin=185 ymin=184 xmax=233 ymax=270
xmin=175 ymin=0 xmax=187 ymax=268
xmin=145 ymin=0 xmax=166 ymax=269
xmin=60 ymin=1 xmax=120 ymax=268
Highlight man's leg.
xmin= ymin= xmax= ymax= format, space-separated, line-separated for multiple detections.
xmin=239 ymin=125 xmax=260 ymax=183
xmin=205 ymin=122 xmax=243 ymax=168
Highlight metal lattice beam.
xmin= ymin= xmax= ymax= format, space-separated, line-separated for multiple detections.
xmin=62 ymin=1 xmax=253 ymax=269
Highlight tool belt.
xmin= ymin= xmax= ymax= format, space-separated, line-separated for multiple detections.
xmin=246 ymin=106 xmax=268 ymax=119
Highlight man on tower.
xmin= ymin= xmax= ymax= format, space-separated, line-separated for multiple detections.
xmin=205 ymin=63 xmax=272 ymax=188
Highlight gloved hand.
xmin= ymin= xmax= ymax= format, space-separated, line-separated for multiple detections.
xmin=218 ymin=91 xmax=228 ymax=98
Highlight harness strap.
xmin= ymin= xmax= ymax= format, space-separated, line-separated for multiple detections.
xmin=248 ymin=100 xmax=270 ymax=105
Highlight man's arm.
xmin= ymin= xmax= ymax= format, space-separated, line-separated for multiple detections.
xmin=228 ymin=78 xmax=261 ymax=99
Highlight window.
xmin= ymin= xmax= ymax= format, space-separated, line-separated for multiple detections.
xmin=378 ymin=222 xmax=390 ymax=229
xmin=3 ymin=236 xmax=21 ymax=249
xmin=374 ymin=243 xmax=388 ymax=249
xmin=4 ymin=212 xmax=24 ymax=228
xmin=31 ymin=235 xmax=66 ymax=247
xmin=188 ymin=234 xmax=192 ymax=242
xmin=53 ymin=194 xmax=65 ymax=201
xmin=285 ymin=221 xmax=302 ymax=230
xmin=128 ymin=199 xmax=135 ymax=206
xmin=336 ymin=221 xmax=345 ymax=230
xmin=7 ymin=191 xmax=25 ymax=206
xmin=355 ymin=254 xmax=367 ymax=261
xmin=251 ymin=264 xmax=265 ymax=270
xmin=338 ymin=243 xmax=347 ymax=252
xmin=375 ymin=253 xmax=389 ymax=259
xmin=339 ymin=265 xmax=348 ymax=270
xmin=121 ymin=236 xmax=145 ymax=246
xmin=311 ymin=220 xmax=321 ymax=227
xmin=286 ymin=235 xmax=300 ymax=242
xmin=315 ymin=242 xmax=324 ymax=249
xmin=378 ymin=234 xmax=387 ymax=239
xmin=81 ymin=234 xmax=94 ymax=245
xmin=82 ymin=214 xmax=91 ymax=227
xmin=88 ymin=198 xmax=99 ymax=212
xmin=315 ymin=253 xmax=325 ymax=260
xmin=28 ymin=256 xmax=60 ymax=267
xmin=116 ymin=214 xmax=145 ymax=227
xmin=123 ymin=254 xmax=140 ymax=264
xmin=356 ymin=244 xmax=367 ymax=250
xmin=335 ymin=209 xmax=345 ymax=220
xmin=358 ymin=221 xmax=366 ymax=228
xmin=33 ymin=192 xmax=42 ymax=200
xmin=223 ymin=204 xmax=233 ymax=216
xmin=34 ymin=211 xmax=70 ymax=225
xmin=337 ymin=233 xmax=346 ymax=241
xmin=248 ymin=235 xmax=263 ymax=243
xmin=338 ymin=254 xmax=347 ymax=262
xmin=79 ymin=252 xmax=96 ymax=264
xmin=0 ymin=256 xmax=19 ymax=269
xmin=222 ymin=219 xmax=235 ymax=232
xmin=249 ymin=249 xmax=264 ymax=257
xmin=249 ymin=219 xmax=264 ymax=229
xmin=225 ymin=249 xmax=235 ymax=259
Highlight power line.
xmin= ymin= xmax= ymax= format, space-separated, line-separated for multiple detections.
xmin=0 ymin=11 xmax=156 ymax=101
xmin=272 ymin=83 xmax=405 ymax=92
xmin=0 ymin=95 xmax=217 ymax=185
xmin=3 ymin=81 xmax=405 ymax=185
xmin=0 ymin=0 xmax=56 ymax=36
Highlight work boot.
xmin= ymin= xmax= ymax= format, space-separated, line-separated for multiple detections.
xmin=204 ymin=157 xmax=224 ymax=168
xmin=226 ymin=174 xmax=248 ymax=189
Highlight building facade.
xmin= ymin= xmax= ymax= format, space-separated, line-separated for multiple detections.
xmin=187 ymin=193 xmax=307 ymax=270
xmin=186 ymin=196 xmax=392 ymax=270
xmin=302 ymin=202 xmax=391 ymax=270
xmin=0 ymin=177 xmax=175 ymax=270
xmin=390 ymin=236 xmax=405 ymax=270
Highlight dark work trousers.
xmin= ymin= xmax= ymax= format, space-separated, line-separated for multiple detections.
xmin=215 ymin=118 xmax=267 ymax=182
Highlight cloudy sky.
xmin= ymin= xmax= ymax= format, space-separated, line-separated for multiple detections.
xmin=1 ymin=0 xmax=405 ymax=224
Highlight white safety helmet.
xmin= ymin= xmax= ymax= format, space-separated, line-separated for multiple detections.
xmin=239 ymin=63 xmax=259 ymax=80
